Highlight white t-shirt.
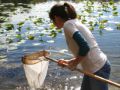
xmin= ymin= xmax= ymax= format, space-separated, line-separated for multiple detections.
xmin=63 ymin=19 xmax=107 ymax=73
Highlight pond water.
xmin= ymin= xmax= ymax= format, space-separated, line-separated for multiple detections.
xmin=0 ymin=1 xmax=120 ymax=90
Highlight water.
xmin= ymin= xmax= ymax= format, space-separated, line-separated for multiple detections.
xmin=0 ymin=1 xmax=120 ymax=90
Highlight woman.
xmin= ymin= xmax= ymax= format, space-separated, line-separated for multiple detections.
xmin=49 ymin=2 xmax=111 ymax=90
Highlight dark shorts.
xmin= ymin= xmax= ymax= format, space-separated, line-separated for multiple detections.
xmin=81 ymin=60 xmax=111 ymax=90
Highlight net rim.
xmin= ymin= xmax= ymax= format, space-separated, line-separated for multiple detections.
xmin=22 ymin=50 xmax=50 ymax=64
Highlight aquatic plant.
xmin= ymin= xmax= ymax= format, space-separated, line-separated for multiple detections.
xmin=27 ymin=34 xmax=35 ymax=40
xmin=33 ymin=18 xmax=43 ymax=25
xmin=0 ymin=16 xmax=8 ymax=23
xmin=5 ymin=23 xmax=14 ymax=31
xmin=116 ymin=23 xmax=120 ymax=30
xmin=0 ymin=0 xmax=119 ymax=45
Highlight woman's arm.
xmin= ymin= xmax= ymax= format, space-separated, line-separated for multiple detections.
xmin=58 ymin=56 xmax=84 ymax=70
xmin=73 ymin=31 xmax=90 ymax=56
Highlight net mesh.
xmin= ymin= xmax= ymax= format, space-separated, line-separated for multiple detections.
xmin=22 ymin=51 xmax=49 ymax=89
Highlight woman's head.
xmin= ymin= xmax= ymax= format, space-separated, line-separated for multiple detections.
xmin=49 ymin=2 xmax=77 ymax=28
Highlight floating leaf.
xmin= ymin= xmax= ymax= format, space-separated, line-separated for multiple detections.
xmin=89 ymin=26 xmax=94 ymax=31
xmin=5 ymin=23 xmax=14 ymax=31
xmin=40 ymin=33 xmax=44 ymax=36
xmin=33 ymin=18 xmax=43 ymax=25
xmin=17 ymin=21 xmax=24 ymax=27
xmin=50 ymin=23 xmax=55 ymax=29
xmin=81 ymin=19 xmax=87 ymax=24
xmin=112 ymin=6 xmax=117 ymax=11
xmin=113 ymin=11 xmax=118 ymax=16
xmin=85 ymin=8 xmax=93 ymax=13
xmin=99 ymin=24 xmax=105 ymax=30
xmin=49 ymin=30 xmax=57 ymax=38
xmin=98 ymin=13 xmax=103 ymax=17
xmin=89 ymin=21 xmax=93 ymax=26
xmin=16 ymin=34 xmax=22 ymax=39
xmin=103 ymin=9 xmax=110 ymax=13
xmin=0 ymin=16 xmax=7 ymax=23
xmin=16 ymin=34 xmax=22 ymax=42
xmin=27 ymin=35 xmax=35 ymax=40
xmin=109 ymin=1 xmax=114 ymax=5
xmin=26 ymin=27 xmax=31 ymax=31
xmin=100 ymin=20 xmax=108 ymax=23
xmin=116 ymin=23 xmax=120 ymax=30
xmin=57 ymin=29 xmax=62 ymax=33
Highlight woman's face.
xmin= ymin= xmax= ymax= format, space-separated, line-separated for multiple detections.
xmin=53 ymin=16 xmax=65 ymax=29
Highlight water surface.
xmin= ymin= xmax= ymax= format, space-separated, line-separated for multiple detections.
xmin=0 ymin=1 xmax=120 ymax=90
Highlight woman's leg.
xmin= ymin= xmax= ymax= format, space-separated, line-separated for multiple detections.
xmin=81 ymin=75 xmax=91 ymax=90
xmin=90 ymin=60 xmax=111 ymax=90
xmin=81 ymin=60 xmax=111 ymax=90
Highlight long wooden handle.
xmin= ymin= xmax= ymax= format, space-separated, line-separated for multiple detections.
xmin=45 ymin=56 xmax=120 ymax=88
xmin=75 ymin=68 xmax=120 ymax=88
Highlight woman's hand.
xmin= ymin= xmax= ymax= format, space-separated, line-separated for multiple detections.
xmin=67 ymin=58 xmax=81 ymax=70
xmin=57 ymin=59 xmax=69 ymax=67
xmin=57 ymin=57 xmax=82 ymax=70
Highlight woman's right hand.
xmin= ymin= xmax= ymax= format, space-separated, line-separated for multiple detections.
xmin=57 ymin=59 xmax=69 ymax=67
xmin=57 ymin=59 xmax=78 ymax=70
xmin=57 ymin=57 xmax=83 ymax=70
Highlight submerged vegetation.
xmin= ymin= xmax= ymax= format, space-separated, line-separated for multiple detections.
xmin=0 ymin=0 xmax=120 ymax=45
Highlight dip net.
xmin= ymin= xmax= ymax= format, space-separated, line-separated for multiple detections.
xmin=22 ymin=51 xmax=49 ymax=90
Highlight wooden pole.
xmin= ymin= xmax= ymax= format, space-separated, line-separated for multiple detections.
xmin=45 ymin=56 xmax=120 ymax=88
